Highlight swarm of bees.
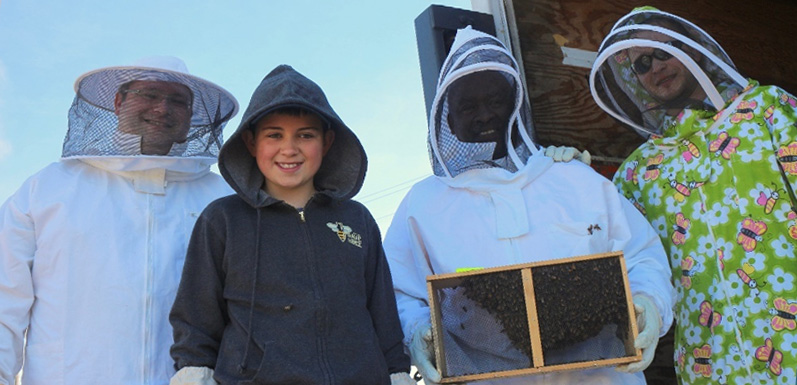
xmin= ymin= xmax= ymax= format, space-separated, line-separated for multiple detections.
xmin=532 ymin=258 xmax=629 ymax=359
xmin=439 ymin=257 xmax=631 ymax=371
xmin=459 ymin=271 xmax=534 ymax=362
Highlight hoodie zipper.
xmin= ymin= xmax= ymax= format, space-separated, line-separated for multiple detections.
xmin=295 ymin=205 xmax=334 ymax=383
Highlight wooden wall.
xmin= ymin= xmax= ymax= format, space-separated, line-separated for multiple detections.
xmin=512 ymin=0 xmax=797 ymax=176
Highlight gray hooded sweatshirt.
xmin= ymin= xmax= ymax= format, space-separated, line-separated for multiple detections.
xmin=169 ymin=65 xmax=409 ymax=384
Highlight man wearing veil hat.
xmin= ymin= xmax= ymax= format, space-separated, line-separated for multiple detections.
xmin=590 ymin=6 xmax=797 ymax=384
xmin=384 ymin=26 xmax=674 ymax=385
xmin=0 ymin=56 xmax=238 ymax=384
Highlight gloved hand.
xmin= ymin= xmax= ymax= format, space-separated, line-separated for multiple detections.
xmin=616 ymin=294 xmax=662 ymax=373
xmin=390 ymin=372 xmax=417 ymax=385
xmin=409 ymin=322 xmax=442 ymax=385
xmin=544 ymin=145 xmax=592 ymax=165
xmin=170 ymin=366 xmax=217 ymax=385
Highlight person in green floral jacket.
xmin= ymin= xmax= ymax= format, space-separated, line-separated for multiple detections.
xmin=590 ymin=6 xmax=797 ymax=385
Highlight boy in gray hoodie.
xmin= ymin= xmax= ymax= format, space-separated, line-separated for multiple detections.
xmin=168 ymin=65 xmax=413 ymax=385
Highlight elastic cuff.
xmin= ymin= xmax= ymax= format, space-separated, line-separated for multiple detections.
xmin=405 ymin=318 xmax=431 ymax=346
xmin=633 ymin=291 xmax=667 ymax=334
xmin=172 ymin=366 xmax=215 ymax=382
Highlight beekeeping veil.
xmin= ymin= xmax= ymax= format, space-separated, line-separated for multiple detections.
xmin=589 ymin=7 xmax=749 ymax=138
xmin=429 ymin=26 xmax=538 ymax=178
xmin=63 ymin=56 xmax=238 ymax=159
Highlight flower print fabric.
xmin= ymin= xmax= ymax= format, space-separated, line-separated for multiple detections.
xmin=615 ymin=84 xmax=797 ymax=384
xmin=592 ymin=7 xmax=797 ymax=384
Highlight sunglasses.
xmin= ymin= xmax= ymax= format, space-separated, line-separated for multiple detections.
xmin=630 ymin=40 xmax=684 ymax=75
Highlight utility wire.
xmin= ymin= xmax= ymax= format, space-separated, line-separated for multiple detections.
xmin=356 ymin=173 xmax=432 ymax=231
xmin=375 ymin=210 xmax=398 ymax=221
xmin=357 ymin=173 xmax=431 ymax=204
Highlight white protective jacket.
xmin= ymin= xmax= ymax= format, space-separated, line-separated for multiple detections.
xmin=0 ymin=159 xmax=232 ymax=385
xmin=383 ymin=27 xmax=674 ymax=385
xmin=0 ymin=58 xmax=237 ymax=385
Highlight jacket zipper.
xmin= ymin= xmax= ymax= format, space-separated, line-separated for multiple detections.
xmin=296 ymin=204 xmax=334 ymax=383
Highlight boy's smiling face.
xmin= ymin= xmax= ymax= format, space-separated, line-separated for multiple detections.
xmin=243 ymin=111 xmax=334 ymax=207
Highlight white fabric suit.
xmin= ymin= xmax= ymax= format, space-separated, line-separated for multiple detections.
xmin=0 ymin=159 xmax=231 ymax=385
xmin=0 ymin=57 xmax=237 ymax=385
xmin=383 ymin=27 xmax=674 ymax=385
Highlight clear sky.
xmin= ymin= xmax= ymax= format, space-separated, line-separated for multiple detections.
xmin=0 ymin=0 xmax=468 ymax=232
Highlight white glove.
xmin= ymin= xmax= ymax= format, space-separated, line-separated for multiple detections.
xmin=170 ymin=366 xmax=217 ymax=385
xmin=544 ymin=145 xmax=591 ymax=165
xmin=390 ymin=372 xmax=417 ymax=385
xmin=616 ymin=294 xmax=662 ymax=373
xmin=409 ymin=323 xmax=442 ymax=385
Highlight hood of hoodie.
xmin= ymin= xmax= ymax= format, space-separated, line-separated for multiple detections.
xmin=589 ymin=6 xmax=749 ymax=138
xmin=218 ymin=65 xmax=367 ymax=208
xmin=429 ymin=26 xmax=539 ymax=179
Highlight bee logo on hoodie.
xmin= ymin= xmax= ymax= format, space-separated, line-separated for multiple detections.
xmin=326 ymin=222 xmax=363 ymax=248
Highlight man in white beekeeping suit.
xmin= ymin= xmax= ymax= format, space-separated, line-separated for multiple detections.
xmin=383 ymin=26 xmax=674 ymax=384
xmin=0 ymin=56 xmax=238 ymax=384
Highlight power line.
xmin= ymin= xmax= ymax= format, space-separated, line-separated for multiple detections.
xmin=357 ymin=173 xmax=431 ymax=204
xmin=357 ymin=173 xmax=433 ymax=232
xmin=375 ymin=211 xmax=396 ymax=222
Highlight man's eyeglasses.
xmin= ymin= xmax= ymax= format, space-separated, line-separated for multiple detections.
xmin=121 ymin=89 xmax=192 ymax=111
xmin=630 ymin=40 xmax=684 ymax=75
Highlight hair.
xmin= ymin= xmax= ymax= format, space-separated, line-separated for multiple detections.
xmin=249 ymin=106 xmax=330 ymax=133
xmin=117 ymin=81 xmax=134 ymax=102
xmin=116 ymin=80 xmax=195 ymax=104
xmin=642 ymin=16 xmax=692 ymax=38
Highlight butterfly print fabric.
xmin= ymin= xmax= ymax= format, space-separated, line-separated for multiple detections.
xmin=615 ymin=85 xmax=797 ymax=384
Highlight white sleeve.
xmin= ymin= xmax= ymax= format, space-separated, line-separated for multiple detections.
xmin=383 ymin=191 xmax=434 ymax=346
xmin=616 ymin=195 xmax=675 ymax=336
xmin=0 ymin=188 xmax=36 ymax=383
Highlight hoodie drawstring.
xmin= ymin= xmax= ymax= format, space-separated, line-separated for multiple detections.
xmin=239 ymin=208 xmax=262 ymax=374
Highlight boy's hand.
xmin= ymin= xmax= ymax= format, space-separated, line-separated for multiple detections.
xmin=170 ymin=366 xmax=217 ymax=385
xmin=544 ymin=145 xmax=591 ymax=165
xmin=616 ymin=294 xmax=661 ymax=373
xmin=390 ymin=372 xmax=417 ymax=385
xmin=409 ymin=323 xmax=442 ymax=385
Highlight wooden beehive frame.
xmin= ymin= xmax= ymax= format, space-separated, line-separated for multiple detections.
xmin=426 ymin=251 xmax=642 ymax=383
